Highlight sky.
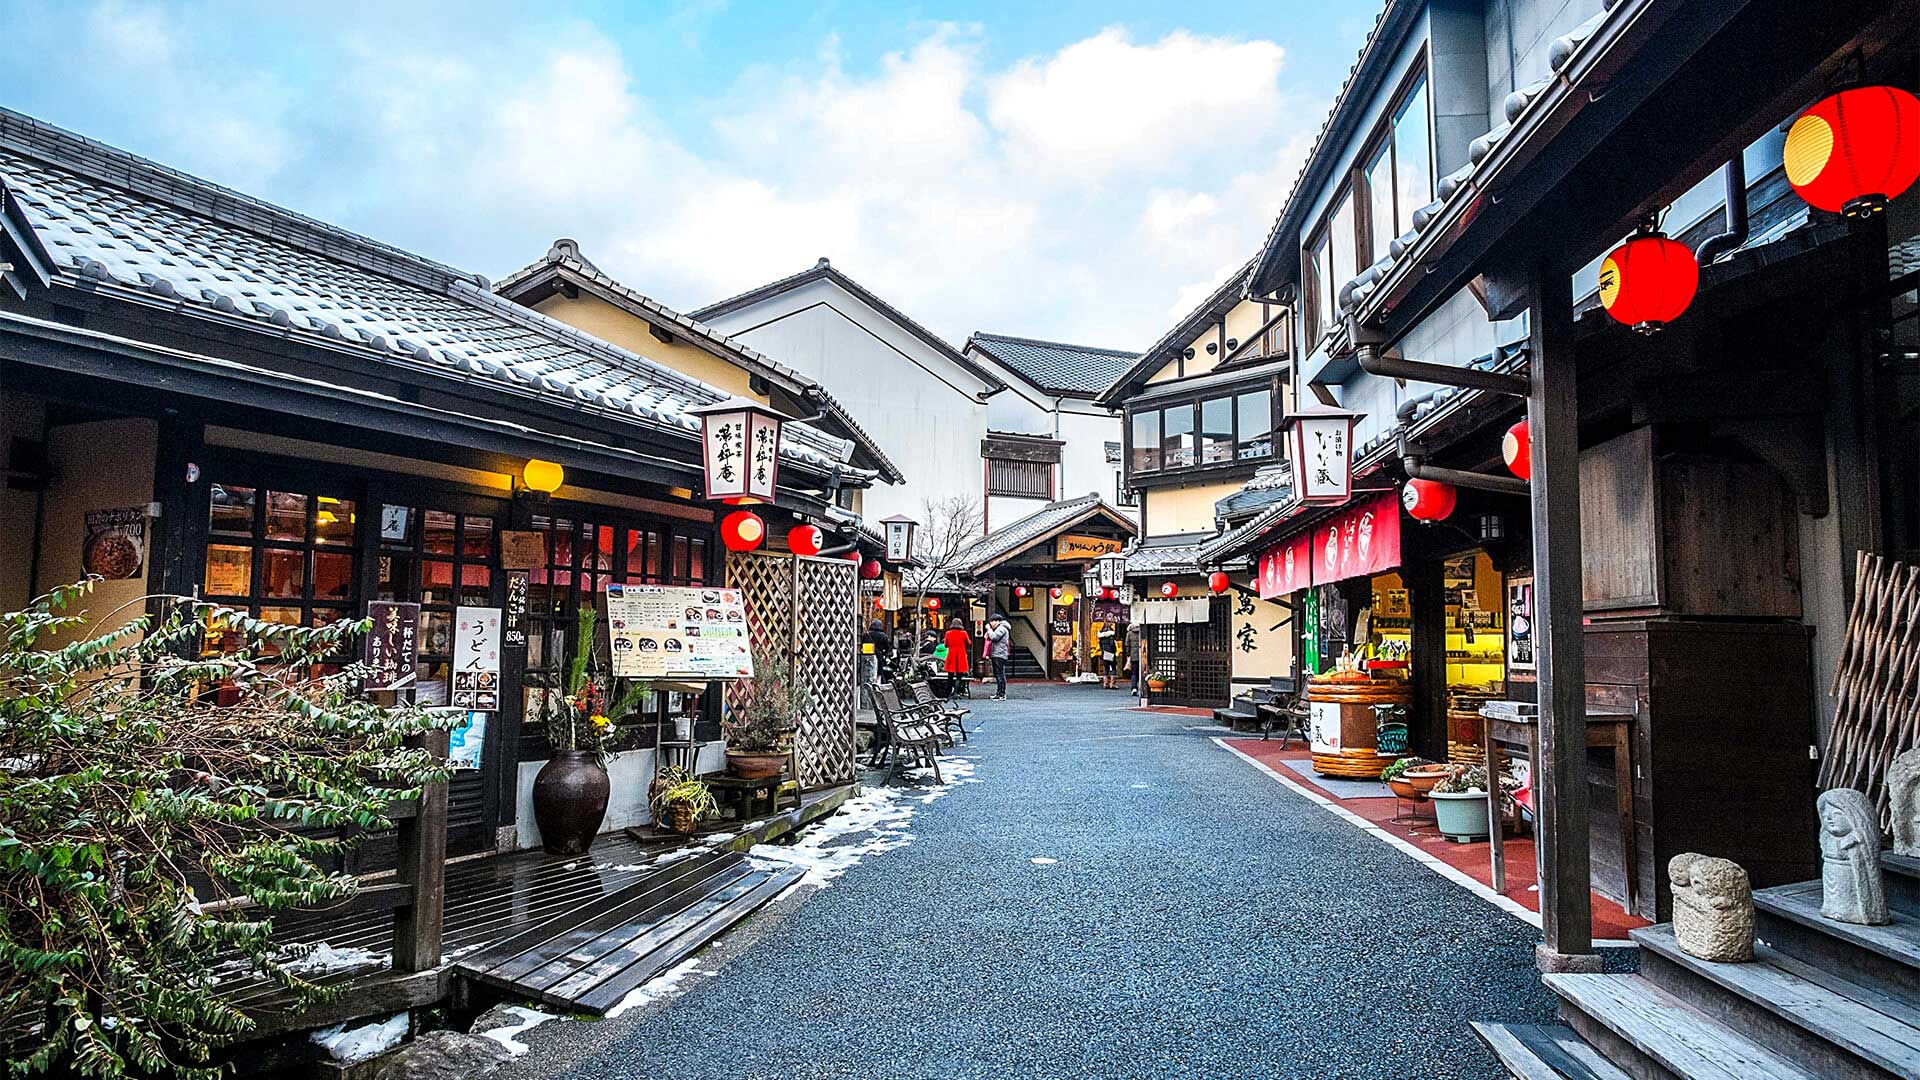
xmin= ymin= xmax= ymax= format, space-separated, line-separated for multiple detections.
xmin=0 ymin=1 xmax=1378 ymax=350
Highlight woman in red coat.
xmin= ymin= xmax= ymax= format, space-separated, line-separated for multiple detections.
xmin=942 ymin=616 xmax=973 ymax=696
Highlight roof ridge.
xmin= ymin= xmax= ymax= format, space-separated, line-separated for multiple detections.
xmin=0 ymin=106 xmax=482 ymax=297
xmin=1096 ymin=253 xmax=1263 ymax=406
xmin=969 ymin=331 xmax=1139 ymax=357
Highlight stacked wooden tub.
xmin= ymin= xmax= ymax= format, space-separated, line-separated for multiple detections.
xmin=1306 ymin=673 xmax=1412 ymax=778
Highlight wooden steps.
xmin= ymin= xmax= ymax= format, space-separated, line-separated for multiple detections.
xmin=1754 ymin=879 xmax=1920 ymax=999
xmin=452 ymin=849 xmax=803 ymax=1014
xmin=1471 ymin=1022 xmax=1633 ymax=1080
xmin=1546 ymin=973 xmax=1822 ymax=1080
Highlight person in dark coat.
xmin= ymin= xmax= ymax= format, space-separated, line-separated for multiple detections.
xmin=862 ymin=619 xmax=890 ymax=684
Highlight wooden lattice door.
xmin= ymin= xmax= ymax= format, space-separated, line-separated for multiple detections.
xmin=1147 ymin=598 xmax=1232 ymax=707
xmin=725 ymin=550 xmax=858 ymax=789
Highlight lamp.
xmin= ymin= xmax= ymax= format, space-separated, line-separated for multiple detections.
xmin=1598 ymin=229 xmax=1698 ymax=334
xmin=688 ymin=396 xmax=786 ymax=504
xmin=1786 ymin=86 xmax=1919 ymax=217
xmin=1094 ymin=551 xmax=1128 ymax=590
xmin=880 ymin=515 xmax=918 ymax=562
xmin=522 ymin=458 xmax=564 ymax=494
xmin=1402 ymin=478 xmax=1458 ymax=522
xmin=1208 ymin=571 xmax=1231 ymax=594
xmin=720 ymin=510 xmax=766 ymax=551
xmin=787 ymin=524 xmax=824 ymax=557
xmin=1283 ymin=406 xmax=1363 ymax=504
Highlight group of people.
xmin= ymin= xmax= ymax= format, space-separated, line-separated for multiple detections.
xmin=860 ymin=611 xmax=1140 ymax=699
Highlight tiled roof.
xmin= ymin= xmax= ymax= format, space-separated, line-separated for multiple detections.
xmin=494 ymin=240 xmax=903 ymax=483
xmin=1123 ymin=540 xmax=1213 ymax=576
xmin=1095 ymin=255 xmax=1258 ymax=408
xmin=964 ymin=332 xmax=1138 ymax=398
xmin=950 ymin=492 xmax=1137 ymax=575
xmin=691 ymin=258 xmax=1007 ymax=393
xmin=1214 ymin=461 xmax=1294 ymax=521
xmin=0 ymin=108 xmax=857 ymax=477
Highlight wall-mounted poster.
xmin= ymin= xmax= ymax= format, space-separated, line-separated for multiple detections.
xmin=363 ymin=601 xmax=421 ymax=691
xmin=451 ymin=606 xmax=502 ymax=711
xmin=503 ymin=571 xmax=529 ymax=649
xmin=82 ymin=506 xmax=150 ymax=580
xmin=1507 ymin=574 xmax=1536 ymax=672
xmin=603 ymin=584 xmax=753 ymax=680
xmin=499 ymin=530 xmax=548 ymax=570
xmin=446 ymin=709 xmax=486 ymax=770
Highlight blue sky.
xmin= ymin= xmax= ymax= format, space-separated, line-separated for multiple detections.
xmin=0 ymin=1 xmax=1375 ymax=346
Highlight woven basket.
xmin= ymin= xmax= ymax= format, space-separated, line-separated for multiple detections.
xmin=666 ymin=803 xmax=698 ymax=834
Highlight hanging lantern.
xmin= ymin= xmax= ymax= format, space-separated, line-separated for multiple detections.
xmin=1402 ymin=478 xmax=1458 ymax=522
xmin=1049 ymin=586 xmax=1064 ymax=600
xmin=787 ymin=524 xmax=823 ymax=557
xmin=1598 ymin=232 xmax=1698 ymax=333
xmin=688 ymin=397 xmax=786 ymax=504
xmin=521 ymin=458 xmax=564 ymax=494
xmin=1785 ymin=86 xmax=1920 ymax=217
xmin=880 ymin=515 xmax=918 ymax=562
xmin=1283 ymin=407 xmax=1363 ymax=504
xmin=1158 ymin=581 xmax=1178 ymax=598
xmin=860 ymin=558 xmax=883 ymax=580
xmin=1208 ymin=571 xmax=1231 ymax=594
xmin=1014 ymin=585 xmax=1030 ymax=598
xmin=1100 ymin=586 xmax=1118 ymax=601
xmin=720 ymin=510 xmax=765 ymax=551
xmin=1502 ymin=419 xmax=1532 ymax=481
xmin=927 ymin=597 xmax=942 ymax=611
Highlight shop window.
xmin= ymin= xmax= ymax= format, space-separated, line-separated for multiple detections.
xmin=201 ymin=482 xmax=357 ymax=661
xmin=1199 ymin=398 xmax=1235 ymax=465
xmin=1237 ymin=389 xmax=1274 ymax=460
xmin=1161 ymin=404 xmax=1195 ymax=470
xmin=377 ymin=503 xmax=500 ymax=707
xmin=987 ymin=458 xmax=1052 ymax=498
xmin=1131 ymin=410 xmax=1161 ymax=473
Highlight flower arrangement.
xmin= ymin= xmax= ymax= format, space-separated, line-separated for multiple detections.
xmin=541 ymin=606 xmax=647 ymax=763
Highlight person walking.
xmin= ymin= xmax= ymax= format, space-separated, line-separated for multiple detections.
xmin=942 ymin=615 xmax=974 ymax=697
xmin=862 ymin=619 xmax=890 ymax=685
xmin=984 ymin=611 xmax=1012 ymax=699
xmin=1125 ymin=621 xmax=1143 ymax=696
xmin=1097 ymin=622 xmax=1119 ymax=690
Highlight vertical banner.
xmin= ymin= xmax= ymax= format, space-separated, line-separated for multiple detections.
xmin=451 ymin=606 xmax=502 ymax=711
xmin=1300 ymin=587 xmax=1320 ymax=676
xmin=363 ymin=601 xmax=421 ymax=691
xmin=1506 ymin=574 xmax=1536 ymax=672
xmin=503 ymin=571 xmax=529 ymax=649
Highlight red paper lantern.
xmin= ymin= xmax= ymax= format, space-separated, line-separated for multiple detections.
xmin=927 ymin=597 xmax=942 ymax=610
xmin=720 ymin=510 xmax=765 ymax=551
xmin=1100 ymin=586 xmax=1118 ymax=600
xmin=860 ymin=558 xmax=883 ymax=580
xmin=1502 ymin=419 xmax=1532 ymax=481
xmin=1049 ymin=586 xmax=1063 ymax=600
xmin=1785 ymin=86 xmax=1920 ymax=217
xmin=1014 ymin=585 xmax=1030 ymax=597
xmin=1158 ymin=581 xmax=1178 ymax=598
xmin=1208 ymin=571 xmax=1231 ymax=594
xmin=1402 ymin=478 xmax=1458 ymax=522
xmin=786 ymin=524 xmax=823 ymax=557
xmin=1598 ymin=232 xmax=1698 ymax=333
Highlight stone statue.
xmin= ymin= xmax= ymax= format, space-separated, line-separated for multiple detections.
xmin=1667 ymin=853 xmax=1754 ymax=962
xmin=1818 ymin=788 xmax=1890 ymax=925
xmin=1890 ymin=748 xmax=1920 ymax=857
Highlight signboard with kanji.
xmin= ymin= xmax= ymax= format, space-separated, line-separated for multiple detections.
xmin=363 ymin=601 xmax=420 ymax=691
xmin=451 ymin=606 xmax=502 ymax=711
xmin=603 ymin=584 xmax=753 ymax=679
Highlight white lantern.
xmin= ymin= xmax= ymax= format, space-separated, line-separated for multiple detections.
xmin=881 ymin=514 xmax=918 ymax=562
xmin=1094 ymin=551 xmax=1128 ymax=589
xmin=1284 ymin=406 xmax=1362 ymax=505
xmin=689 ymin=396 xmax=785 ymax=504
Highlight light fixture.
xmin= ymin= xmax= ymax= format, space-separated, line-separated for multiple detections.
xmin=927 ymin=597 xmax=942 ymax=611
xmin=787 ymin=524 xmax=824 ymax=557
xmin=1502 ymin=420 xmax=1532 ymax=480
xmin=522 ymin=458 xmax=565 ymax=494
xmin=860 ymin=558 xmax=883 ymax=580
xmin=1094 ymin=551 xmax=1128 ymax=590
xmin=1208 ymin=571 xmax=1231 ymax=594
xmin=1158 ymin=581 xmax=1177 ymax=598
xmin=1479 ymin=514 xmax=1506 ymax=543
xmin=1786 ymin=85 xmax=1920 ymax=217
xmin=880 ymin=515 xmax=918 ymax=562
xmin=1598 ymin=229 xmax=1698 ymax=334
xmin=1014 ymin=585 xmax=1030 ymax=597
xmin=1402 ymin=478 xmax=1458 ymax=522
xmin=689 ymin=396 xmax=786 ymax=504
xmin=720 ymin=510 xmax=766 ymax=551
xmin=1284 ymin=407 xmax=1363 ymax=504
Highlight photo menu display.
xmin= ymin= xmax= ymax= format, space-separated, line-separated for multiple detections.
xmin=604 ymin=584 xmax=754 ymax=680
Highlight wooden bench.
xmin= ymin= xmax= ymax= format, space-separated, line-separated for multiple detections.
xmin=873 ymin=684 xmax=945 ymax=785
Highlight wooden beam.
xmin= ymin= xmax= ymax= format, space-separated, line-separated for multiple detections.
xmin=1526 ymin=270 xmax=1599 ymax=971
xmin=391 ymin=727 xmax=449 ymax=973
xmin=648 ymin=322 xmax=675 ymax=345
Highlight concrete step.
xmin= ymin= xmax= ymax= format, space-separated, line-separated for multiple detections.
xmin=1634 ymin=923 xmax=1919 ymax=1079
xmin=1546 ymin=973 xmax=1821 ymax=1080
xmin=1754 ymin=880 xmax=1920 ymax=1000
xmin=1471 ymin=1022 xmax=1633 ymax=1080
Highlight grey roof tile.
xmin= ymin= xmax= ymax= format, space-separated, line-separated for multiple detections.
xmin=965 ymin=332 xmax=1138 ymax=397
xmin=950 ymin=492 xmax=1136 ymax=575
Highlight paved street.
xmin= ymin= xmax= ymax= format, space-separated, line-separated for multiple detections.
xmin=509 ymin=683 xmax=1577 ymax=1080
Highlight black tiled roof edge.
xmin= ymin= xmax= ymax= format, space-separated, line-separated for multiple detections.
xmin=1094 ymin=254 xmax=1259 ymax=407
xmin=494 ymin=244 xmax=903 ymax=483
xmin=950 ymin=492 xmax=1138 ymax=575
xmin=965 ymin=331 xmax=1140 ymax=398
xmin=690 ymin=258 xmax=1008 ymax=393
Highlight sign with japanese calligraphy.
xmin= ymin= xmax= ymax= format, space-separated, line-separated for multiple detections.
xmin=1055 ymin=534 xmax=1124 ymax=561
xmin=1257 ymin=532 xmax=1313 ymax=599
xmin=747 ymin=411 xmax=781 ymax=503
xmin=603 ymin=583 xmax=753 ymax=680
xmin=499 ymin=530 xmax=547 ymax=570
xmin=1284 ymin=408 xmax=1361 ymax=504
xmin=503 ymin=571 xmax=529 ymax=648
xmin=694 ymin=397 xmax=784 ymax=504
xmin=363 ymin=601 xmax=421 ymax=691
xmin=1313 ymin=491 xmax=1401 ymax=585
xmin=451 ymin=606 xmax=502 ymax=711
xmin=1507 ymin=574 xmax=1536 ymax=672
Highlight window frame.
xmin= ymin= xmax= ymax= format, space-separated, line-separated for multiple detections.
xmin=1122 ymin=377 xmax=1280 ymax=484
xmin=985 ymin=457 xmax=1054 ymax=499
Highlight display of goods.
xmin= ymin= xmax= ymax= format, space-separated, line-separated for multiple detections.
xmin=1307 ymin=679 xmax=1412 ymax=778
xmin=1447 ymin=740 xmax=1488 ymax=766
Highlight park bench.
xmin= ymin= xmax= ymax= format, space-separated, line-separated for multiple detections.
xmin=872 ymin=684 xmax=945 ymax=785
xmin=907 ymin=679 xmax=970 ymax=745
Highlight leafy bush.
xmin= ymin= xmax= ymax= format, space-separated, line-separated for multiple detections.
xmin=0 ymin=581 xmax=453 ymax=1079
xmin=725 ymin=647 xmax=807 ymax=753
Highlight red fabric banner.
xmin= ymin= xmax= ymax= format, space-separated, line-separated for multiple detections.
xmin=1256 ymin=491 xmax=1402 ymax=598
xmin=1257 ymin=532 xmax=1311 ymax=599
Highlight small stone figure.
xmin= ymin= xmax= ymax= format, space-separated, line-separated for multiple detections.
xmin=1667 ymin=853 xmax=1754 ymax=962
xmin=1818 ymin=788 xmax=1890 ymax=926
xmin=1890 ymin=748 xmax=1920 ymax=857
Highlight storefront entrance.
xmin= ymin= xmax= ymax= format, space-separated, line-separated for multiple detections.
xmin=1143 ymin=596 xmax=1231 ymax=706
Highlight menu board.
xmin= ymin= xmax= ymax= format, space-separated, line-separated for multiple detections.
xmin=604 ymin=584 xmax=753 ymax=680
xmin=451 ymin=606 xmax=502 ymax=711
xmin=363 ymin=601 xmax=421 ymax=691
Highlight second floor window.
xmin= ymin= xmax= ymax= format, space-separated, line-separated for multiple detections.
xmin=1129 ymin=388 xmax=1275 ymax=476
xmin=987 ymin=458 xmax=1052 ymax=499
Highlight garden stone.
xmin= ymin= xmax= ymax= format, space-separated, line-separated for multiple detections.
xmin=1817 ymin=788 xmax=1890 ymax=926
xmin=1667 ymin=853 xmax=1753 ymax=962
xmin=369 ymin=1031 xmax=509 ymax=1080
xmin=469 ymin=1003 xmax=531 ymax=1036
xmin=1890 ymin=748 xmax=1920 ymax=856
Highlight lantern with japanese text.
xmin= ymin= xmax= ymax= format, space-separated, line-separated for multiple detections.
xmin=1208 ymin=571 xmax=1231 ymax=594
xmin=720 ymin=510 xmax=766 ymax=551
xmin=1785 ymin=86 xmax=1920 ymax=217
xmin=1284 ymin=407 xmax=1363 ymax=504
xmin=787 ymin=524 xmax=823 ymax=556
xmin=1094 ymin=551 xmax=1128 ymax=590
xmin=1502 ymin=419 xmax=1532 ymax=480
xmin=1158 ymin=581 xmax=1178 ymax=598
xmin=880 ymin=515 xmax=918 ymax=562
xmin=1598 ymin=232 xmax=1697 ymax=333
xmin=689 ymin=396 xmax=785 ymax=504
xmin=860 ymin=558 xmax=883 ymax=580
xmin=1014 ymin=585 xmax=1030 ymax=598
xmin=1402 ymin=478 xmax=1457 ymax=522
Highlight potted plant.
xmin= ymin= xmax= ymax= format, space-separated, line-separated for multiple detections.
xmin=650 ymin=772 xmax=718 ymax=834
xmin=533 ymin=607 xmax=647 ymax=855
xmin=1429 ymin=764 xmax=1494 ymax=841
xmin=726 ymin=648 xmax=806 ymax=780
xmin=1145 ymin=673 xmax=1169 ymax=694
xmin=1380 ymin=755 xmax=1436 ymax=800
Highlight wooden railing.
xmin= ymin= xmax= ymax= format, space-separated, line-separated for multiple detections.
xmin=390 ymin=727 xmax=449 ymax=973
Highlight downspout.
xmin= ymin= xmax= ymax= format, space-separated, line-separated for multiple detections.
xmin=1694 ymin=156 xmax=1749 ymax=266
xmin=1350 ymin=319 xmax=1529 ymax=398
xmin=1396 ymin=428 xmax=1530 ymax=496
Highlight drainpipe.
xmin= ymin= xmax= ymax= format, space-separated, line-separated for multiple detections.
xmin=1397 ymin=429 xmax=1530 ymax=496
xmin=1350 ymin=319 xmax=1529 ymax=398
xmin=1695 ymin=156 xmax=1749 ymax=267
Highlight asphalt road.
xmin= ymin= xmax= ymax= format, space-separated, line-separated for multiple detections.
xmin=508 ymin=682 xmax=1584 ymax=1080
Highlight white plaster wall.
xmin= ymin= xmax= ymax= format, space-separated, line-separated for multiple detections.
xmin=514 ymin=743 xmax=728 ymax=851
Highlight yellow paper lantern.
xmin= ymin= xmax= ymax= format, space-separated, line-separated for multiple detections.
xmin=522 ymin=459 xmax=564 ymax=494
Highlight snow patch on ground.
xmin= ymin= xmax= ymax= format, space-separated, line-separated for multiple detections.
xmin=604 ymin=957 xmax=712 ymax=1018
xmin=473 ymin=1006 xmax=559 ymax=1056
xmin=310 ymin=1012 xmax=407 ymax=1063
xmin=1030 ymin=857 xmax=1057 ymax=865
xmin=748 ymin=756 xmax=979 ymax=888
xmin=281 ymin=941 xmax=385 ymax=977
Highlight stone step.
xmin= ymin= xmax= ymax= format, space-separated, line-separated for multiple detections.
xmin=1546 ymin=973 xmax=1822 ymax=1080
xmin=1634 ymin=924 xmax=1920 ymax=1079
xmin=1754 ymin=880 xmax=1920 ymax=1000
xmin=1470 ymin=1022 xmax=1633 ymax=1080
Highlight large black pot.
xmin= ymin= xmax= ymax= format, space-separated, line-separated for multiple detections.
xmin=532 ymin=749 xmax=610 ymax=855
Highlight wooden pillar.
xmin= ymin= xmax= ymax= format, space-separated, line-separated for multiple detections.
xmin=392 ymin=727 xmax=449 ymax=973
xmin=1527 ymin=271 xmax=1599 ymax=971
xmin=1406 ymin=556 xmax=1449 ymax=761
